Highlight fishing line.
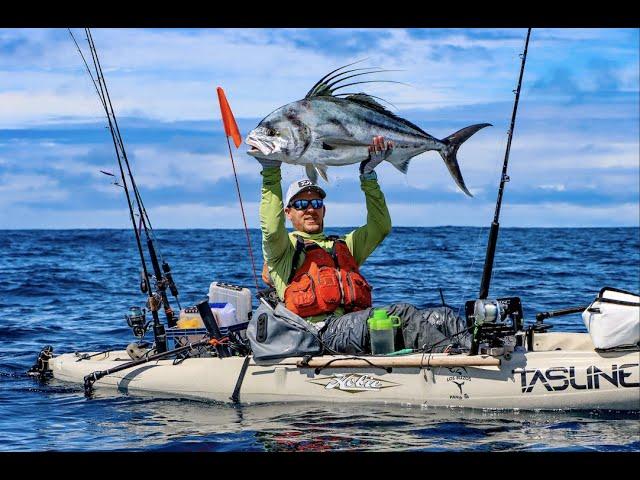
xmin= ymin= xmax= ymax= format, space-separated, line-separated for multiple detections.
xmin=77 ymin=27 xmax=165 ymax=265
xmin=71 ymin=27 xmax=179 ymax=341
xmin=74 ymin=28 xmax=148 ymax=284
xmin=85 ymin=28 xmax=181 ymax=317
xmin=454 ymin=221 xmax=492 ymax=320
xmin=419 ymin=325 xmax=475 ymax=354
xmin=452 ymin=162 xmax=502 ymax=321
xmin=454 ymin=29 xmax=532 ymax=319
xmin=68 ymin=29 xmax=107 ymax=110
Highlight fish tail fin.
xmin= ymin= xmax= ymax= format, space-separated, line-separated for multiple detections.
xmin=439 ymin=123 xmax=492 ymax=197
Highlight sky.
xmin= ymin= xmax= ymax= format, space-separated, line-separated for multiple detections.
xmin=0 ymin=28 xmax=638 ymax=228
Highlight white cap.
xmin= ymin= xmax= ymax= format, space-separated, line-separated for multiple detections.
xmin=284 ymin=178 xmax=326 ymax=207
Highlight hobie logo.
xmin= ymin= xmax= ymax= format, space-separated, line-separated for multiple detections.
xmin=309 ymin=374 xmax=400 ymax=393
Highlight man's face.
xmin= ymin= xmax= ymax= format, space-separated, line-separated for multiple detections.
xmin=285 ymin=190 xmax=325 ymax=234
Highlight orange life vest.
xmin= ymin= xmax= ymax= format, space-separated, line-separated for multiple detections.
xmin=284 ymin=236 xmax=372 ymax=318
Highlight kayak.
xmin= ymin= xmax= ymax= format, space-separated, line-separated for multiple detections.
xmin=48 ymin=30 xmax=637 ymax=414
xmin=46 ymin=331 xmax=639 ymax=411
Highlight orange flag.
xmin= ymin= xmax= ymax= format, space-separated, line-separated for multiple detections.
xmin=217 ymin=87 xmax=242 ymax=148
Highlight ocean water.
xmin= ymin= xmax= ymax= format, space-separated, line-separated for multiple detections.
xmin=0 ymin=227 xmax=638 ymax=452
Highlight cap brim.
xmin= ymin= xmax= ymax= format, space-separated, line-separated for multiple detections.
xmin=286 ymin=186 xmax=326 ymax=208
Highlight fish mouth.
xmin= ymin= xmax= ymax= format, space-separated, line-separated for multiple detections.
xmin=246 ymin=136 xmax=273 ymax=156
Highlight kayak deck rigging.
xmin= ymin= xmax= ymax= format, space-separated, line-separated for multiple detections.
xmin=43 ymin=332 xmax=640 ymax=411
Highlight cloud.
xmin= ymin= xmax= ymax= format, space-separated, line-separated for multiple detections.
xmin=127 ymin=147 xmax=260 ymax=189
xmin=0 ymin=28 xmax=637 ymax=228
xmin=0 ymin=173 xmax=68 ymax=207
xmin=538 ymin=184 xmax=566 ymax=192
xmin=1 ymin=28 xmax=636 ymax=126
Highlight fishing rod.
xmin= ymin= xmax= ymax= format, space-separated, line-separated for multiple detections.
xmin=478 ymin=28 xmax=531 ymax=300
xmin=69 ymin=28 xmax=177 ymax=350
xmin=468 ymin=28 xmax=532 ymax=356
xmin=69 ymin=28 xmax=168 ymax=351
xmin=83 ymin=29 xmax=180 ymax=326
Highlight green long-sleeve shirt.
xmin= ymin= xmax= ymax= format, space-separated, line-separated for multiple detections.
xmin=260 ymin=166 xmax=392 ymax=323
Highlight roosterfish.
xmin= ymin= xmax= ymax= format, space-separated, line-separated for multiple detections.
xmin=246 ymin=62 xmax=491 ymax=196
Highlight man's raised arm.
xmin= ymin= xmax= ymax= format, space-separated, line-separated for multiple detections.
xmin=346 ymin=137 xmax=393 ymax=265
xmin=259 ymin=165 xmax=291 ymax=263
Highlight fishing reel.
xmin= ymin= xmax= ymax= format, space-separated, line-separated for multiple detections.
xmin=465 ymin=297 xmax=524 ymax=356
xmin=125 ymin=306 xmax=151 ymax=339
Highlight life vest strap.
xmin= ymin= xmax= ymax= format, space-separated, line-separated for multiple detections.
xmin=287 ymin=234 xmax=345 ymax=284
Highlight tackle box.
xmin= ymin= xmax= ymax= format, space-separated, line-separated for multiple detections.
xmin=208 ymin=282 xmax=253 ymax=325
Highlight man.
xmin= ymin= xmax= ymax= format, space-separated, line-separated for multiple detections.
xmin=256 ymin=136 xmax=471 ymax=354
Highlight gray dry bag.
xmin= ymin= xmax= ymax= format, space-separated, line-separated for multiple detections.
xmin=246 ymin=302 xmax=322 ymax=361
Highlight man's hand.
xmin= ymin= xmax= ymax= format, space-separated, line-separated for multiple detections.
xmin=360 ymin=136 xmax=394 ymax=176
xmin=256 ymin=157 xmax=282 ymax=169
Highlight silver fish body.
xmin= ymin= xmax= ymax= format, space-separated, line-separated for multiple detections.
xmin=247 ymin=92 xmax=490 ymax=196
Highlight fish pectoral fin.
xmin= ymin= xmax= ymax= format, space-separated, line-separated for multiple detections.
xmin=304 ymin=164 xmax=329 ymax=183
xmin=389 ymin=157 xmax=412 ymax=174
xmin=320 ymin=137 xmax=370 ymax=147
xmin=315 ymin=165 xmax=329 ymax=182
xmin=305 ymin=164 xmax=318 ymax=183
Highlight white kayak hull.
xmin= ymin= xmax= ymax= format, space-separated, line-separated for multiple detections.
xmin=49 ymin=333 xmax=640 ymax=411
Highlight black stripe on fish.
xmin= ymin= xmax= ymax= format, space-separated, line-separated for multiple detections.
xmin=327 ymin=117 xmax=352 ymax=136
xmin=287 ymin=114 xmax=306 ymax=133
xmin=345 ymin=94 xmax=431 ymax=137
xmin=321 ymin=94 xmax=430 ymax=138
xmin=286 ymin=113 xmax=313 ymax=157
xmin=352 ymin=114 xmax=412 ymax=137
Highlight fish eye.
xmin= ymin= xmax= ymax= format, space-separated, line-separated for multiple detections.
xmin=266 ymin=127 xmax=279 ymax=137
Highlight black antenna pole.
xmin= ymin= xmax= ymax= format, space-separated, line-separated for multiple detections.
xmin=478 ymin=28 xmax=531 ymax=300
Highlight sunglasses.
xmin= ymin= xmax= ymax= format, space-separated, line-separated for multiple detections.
xmin=289 ymin=198 xmax=324 ymax=210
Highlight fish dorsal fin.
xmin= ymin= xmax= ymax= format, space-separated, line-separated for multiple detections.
xmin=345 ymin=93 xmax=429 ymax=137
xmin=344 ymin=93 xmax=389 ymax=115
xmin=304 ymin=62 xmax=406 ymax=100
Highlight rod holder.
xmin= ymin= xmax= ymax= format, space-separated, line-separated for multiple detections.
xmin=196 ymin=299 xmax=230 ymax=358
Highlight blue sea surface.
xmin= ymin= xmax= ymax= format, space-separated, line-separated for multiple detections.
xmin=0 ymin=227 xmax=638 ymax=451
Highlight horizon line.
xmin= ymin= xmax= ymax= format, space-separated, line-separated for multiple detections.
xmin=2 ymin=225 xmax=638 ymax=231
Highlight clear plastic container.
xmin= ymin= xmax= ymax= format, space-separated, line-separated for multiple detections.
xmin=177 ymin=306 xmax=205 ymax=329
xmin=210 ymin=303 xmax=237 ymax=328
xmin=368 ymin=308 xmax=401 ymax=355
xmin=208 ymin=282 xmax=252 ymax=325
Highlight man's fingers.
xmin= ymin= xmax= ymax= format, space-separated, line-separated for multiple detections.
xmin=370 ymin=136 xmax=392 ymax=155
